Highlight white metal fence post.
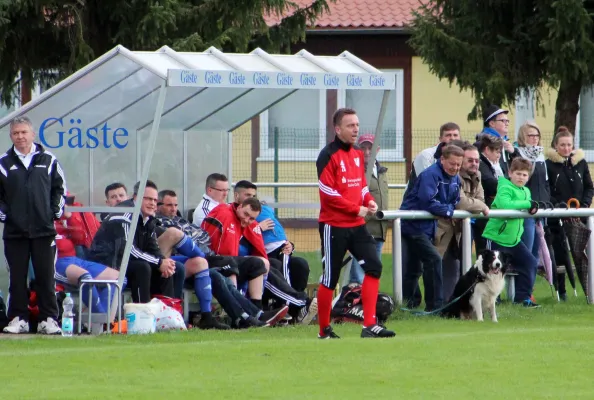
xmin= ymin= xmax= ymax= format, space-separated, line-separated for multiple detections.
xmin=392 ymin=218 xmax=403 ymax=304
xmin=588 ymin=216 xmax=594 ymax=304
xmin=462 ymin=218 xmax=472 ymax=273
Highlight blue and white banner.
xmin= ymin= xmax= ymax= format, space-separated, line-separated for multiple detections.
xmin=167 ymin=70 xmax=395 ymax=90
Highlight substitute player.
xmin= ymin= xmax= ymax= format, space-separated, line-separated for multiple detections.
xmin=316 ymin=108 xmax=396 ymax=339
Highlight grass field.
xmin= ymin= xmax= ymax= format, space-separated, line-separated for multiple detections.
xmin=2 ymin=254 xmax=594 ymax=399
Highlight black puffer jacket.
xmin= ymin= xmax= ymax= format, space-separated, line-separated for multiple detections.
xmin=545 ymin=148 xmax=594 ymax=208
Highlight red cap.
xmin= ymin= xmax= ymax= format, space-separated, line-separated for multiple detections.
xmin=357 ymin=133 xmax=375 ymax=145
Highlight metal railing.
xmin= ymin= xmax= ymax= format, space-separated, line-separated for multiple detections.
xmin=377 ymin=208 xmax=594 ymax=305
xmin=232 ymin=182 xmax=407 ymax=189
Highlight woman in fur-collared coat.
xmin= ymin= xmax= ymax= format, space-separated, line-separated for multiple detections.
xmin=545 ymin=126 xmax=594 ymax=300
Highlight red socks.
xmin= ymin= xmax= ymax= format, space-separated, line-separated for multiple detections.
xmin=362 ymin=275 xmax=380 ymax=327
xmin=317 ymin=284 xmax=334 ymax=335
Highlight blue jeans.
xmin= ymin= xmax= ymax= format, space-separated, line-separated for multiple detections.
xmin=173 ymin=261 xmax=186 ymax=299
xmin=487 ymin=240 xmax=537 ymax=302
xmin=349 ymin=240 xmax=384 ymax=285
xmin=521 ymin=218 xmax=541 ymax=294
xmin=521 ymin=218 xmax=541 ymax=261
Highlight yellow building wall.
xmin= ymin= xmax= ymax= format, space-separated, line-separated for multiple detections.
xmin=411 ymin=57 xmax=557 ymax=153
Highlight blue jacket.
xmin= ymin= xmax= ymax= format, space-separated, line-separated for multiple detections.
xmin=239 ymin=204 xmax=287 ymax=256
xmin=400 ymin=161 xmax=461 ymax=239
xmin=257 ymin=205 xmax=287 ymax=244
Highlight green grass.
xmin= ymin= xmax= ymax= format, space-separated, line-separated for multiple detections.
xmin=2 ymin=258 xmax=594 ymax=400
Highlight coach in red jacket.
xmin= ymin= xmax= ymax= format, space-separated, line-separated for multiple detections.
xmin=316 ymin=108 xmax=395 ymax=339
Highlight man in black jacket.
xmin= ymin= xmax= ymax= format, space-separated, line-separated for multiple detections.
xmin=88 ymin=180 xmax=176 ymax=303
xmin=1 ymin=116 xmax=66 ymax=334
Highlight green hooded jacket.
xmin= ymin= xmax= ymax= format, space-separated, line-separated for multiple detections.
xmin=482 ymin=177 xmax=532 ymax=247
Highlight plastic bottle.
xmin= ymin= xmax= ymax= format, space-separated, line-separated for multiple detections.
xmin=61 ymin=293 xmax=74 ymax=337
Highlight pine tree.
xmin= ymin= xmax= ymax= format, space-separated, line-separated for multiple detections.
xmin=0 ymin=0 xmax=331 ymax=107
xmin=409 ymin=0 xmax=594 ymax=132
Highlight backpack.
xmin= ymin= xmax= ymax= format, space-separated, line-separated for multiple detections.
xmin=331 ymin=285 xmax=395 ymax=325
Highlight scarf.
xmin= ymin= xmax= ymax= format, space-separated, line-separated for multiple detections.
xmin=517 ymin=145 xmax=544 ymax=163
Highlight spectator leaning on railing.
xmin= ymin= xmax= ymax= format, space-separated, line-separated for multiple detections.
xmin=400 ymin=144 xmax=463 ymax=312
xmin=435 ymin=141 xmax=489 ymax=301
xmin=482 ymin=158 xmax=540 ymax=308
xmin=405 ymin=122 xmax=460 ymax=194
xmin=545 ymin=126 xmax=594 ymax=301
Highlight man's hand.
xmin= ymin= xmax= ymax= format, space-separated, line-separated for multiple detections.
xmin=281 ymin=242 xmax=293 ymax=255
xmin=259 ymin=218 xmax=275 ymax=231
xmin=503 ymin=141 xmax=514 ymax=154
xmin=482 ymin=207 xmax=490 ymax=216
xmin=159 ymin=258 xmax=176 ymax=278
xmin=367 ymin=200 xmax=378 ymax=214
xmin=358 ymin=206 xmax=369 ymax=217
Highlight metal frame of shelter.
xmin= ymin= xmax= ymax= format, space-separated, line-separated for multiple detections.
xmin=0 ymin=45 xmax=395 ymax=320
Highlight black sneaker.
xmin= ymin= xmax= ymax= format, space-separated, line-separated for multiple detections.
xmin=521 ymin=299 xmax=541 ymax=308
xmin=198 ymin=314 xmax=231 ymax=330
xmin=237 ymin=316 xmax=267 ymax=329
xmin=318 ymin=325 xmax=340 ymax=339
xmin=258 ymin=305 xmax=289 ymax=326
xmin=361 ymin=324 xmax=396 ymax=338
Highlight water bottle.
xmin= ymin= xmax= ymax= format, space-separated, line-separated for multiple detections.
xmin=61 ymin=293 xmax=74 ymax=337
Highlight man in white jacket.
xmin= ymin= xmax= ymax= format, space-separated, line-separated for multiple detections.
xmin=192 ymin=173 xmax=230 ymax=225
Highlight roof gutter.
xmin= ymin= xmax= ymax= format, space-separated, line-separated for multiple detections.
xmin=305 ymin=27 xmax=410 ymax=35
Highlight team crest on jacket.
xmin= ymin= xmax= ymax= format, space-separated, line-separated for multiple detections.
xmin=354 ymin=157 xmax=360 ymax=167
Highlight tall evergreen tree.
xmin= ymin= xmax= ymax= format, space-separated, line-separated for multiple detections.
xmin=409 ymin=0 xmax=594 ymax=132
xmin=0 ymin=0 xmax=331 ymax=107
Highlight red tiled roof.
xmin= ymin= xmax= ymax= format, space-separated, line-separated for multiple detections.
xmin=265 ymin=0 xmax=417 ymax=29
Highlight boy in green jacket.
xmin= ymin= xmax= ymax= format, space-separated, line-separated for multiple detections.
xmin=482 ymin=158 xmax=540 ymax=307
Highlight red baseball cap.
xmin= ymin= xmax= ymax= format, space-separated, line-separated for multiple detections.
xmin=357 ymin=133 xmax=375 ymax=145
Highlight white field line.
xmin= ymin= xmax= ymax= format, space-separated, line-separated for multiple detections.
xmin=1 ymin=325 xmax=592 ymax=357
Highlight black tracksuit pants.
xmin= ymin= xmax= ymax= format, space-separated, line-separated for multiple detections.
xmin=5 ymin=237 xmax=59 ymax=322
xmin=126 ymin=259 xmax=174 ymax=303
xmin=267 ymin=247 xmax=310 ymax=292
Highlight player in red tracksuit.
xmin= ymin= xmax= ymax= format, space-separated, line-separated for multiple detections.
xmin=316 ymin=108 xmax=396 ymax=339
xmin=202 ymin=197 xmax=309 ymax=313
xmin=202 ymin=197 xmax=269 ymax=309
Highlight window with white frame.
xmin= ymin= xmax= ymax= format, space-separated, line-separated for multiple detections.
xmin=259 ymin=69 xmax=405 ymax=161
xmin=338 ymin=69 xmax=405 ymax=161
xmin=259 ymin=89 xmax=326 ymax=160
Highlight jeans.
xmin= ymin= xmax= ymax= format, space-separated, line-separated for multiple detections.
xmin=173 ymin=261 xmax=186 ymax=299
xmin=209 ymin=269 xmax=260 ymax=321
xmin=402 ymin=234 xmax=443 ymax=311
xmin=521 ymin=218 xmax=541 ymax=261
xmin=487 ymin=240 xmax=537 ymax=302
xmin=349 ymin=240 xmax=385 ymax=285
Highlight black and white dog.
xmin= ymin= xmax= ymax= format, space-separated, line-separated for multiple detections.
xmin=441 ymin=250 xmax=508 ymax=322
